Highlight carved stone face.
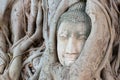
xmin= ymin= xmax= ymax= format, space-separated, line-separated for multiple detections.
xmin=57 ymin=21 xmax=88 ymax=66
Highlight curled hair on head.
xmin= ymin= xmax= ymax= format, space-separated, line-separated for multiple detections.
xmin=57 ymin=2 xmax=91 ymax=37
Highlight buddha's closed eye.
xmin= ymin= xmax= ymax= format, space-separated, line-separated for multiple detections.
xmin=76 ymin=34 xmax=87 ymax=40
xmin=58 ymin=31 xmax=69 ymax=40
xmin=59 ymin=34 xmax=68 ymax=40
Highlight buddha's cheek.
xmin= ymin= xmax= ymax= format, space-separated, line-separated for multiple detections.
xmin=57 ymin=40 xmax=67 ymax=65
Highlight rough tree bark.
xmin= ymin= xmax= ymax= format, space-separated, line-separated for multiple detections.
xmin=0 ymin=0 xmax=119 ymax=80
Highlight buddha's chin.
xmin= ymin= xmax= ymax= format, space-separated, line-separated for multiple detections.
xmin=64 ymin=60 xmax=75 ymax=66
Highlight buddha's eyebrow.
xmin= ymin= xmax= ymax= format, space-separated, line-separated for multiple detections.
xmin=58 ymin=31 xmax=68 ymax=36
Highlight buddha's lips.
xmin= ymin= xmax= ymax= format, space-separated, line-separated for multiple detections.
xmin=64 ymin=54 xmax=78 ymax=61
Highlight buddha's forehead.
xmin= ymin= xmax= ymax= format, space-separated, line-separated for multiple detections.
xmin=58 ymin=21 xmax=87 ymax=34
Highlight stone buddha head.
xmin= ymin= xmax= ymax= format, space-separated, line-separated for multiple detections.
xmin=57 ymin=2 xmax=91 ymax=66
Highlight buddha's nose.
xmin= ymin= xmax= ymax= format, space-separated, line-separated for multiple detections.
xmin=65 ymin=37 xmax=77 ymax=54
